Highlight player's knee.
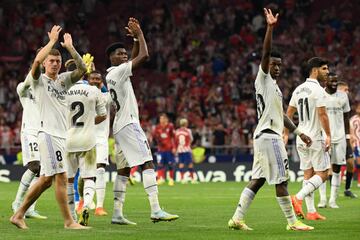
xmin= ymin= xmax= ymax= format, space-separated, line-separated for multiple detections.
xmin=117 ymin=167 xmax=131 ymax=176
xmin=332 ymin=164 xmax=341 ymax=173
xmin=43 ymin=176 xmax=53 ymax=188
xmin=97 ymin=163 xmax=106 ymax=169
xmin=142 ymin=161 xmax=154 ymax=170
xmin=247 ymin=178 xmax=265 ymax=193
xmin=27 ymin=161 xmax=41 ymax=175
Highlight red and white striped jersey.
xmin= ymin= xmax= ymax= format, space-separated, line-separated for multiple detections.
xmin=350 ymin=114 xmax=360 ymax=147
xmin=175 ymin=127 xmax=193 ymax=153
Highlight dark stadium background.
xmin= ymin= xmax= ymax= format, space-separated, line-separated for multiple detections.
xmin=0 ymin=0 xmax=359 ymax=169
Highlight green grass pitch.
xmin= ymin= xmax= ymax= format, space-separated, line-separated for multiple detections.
xmin=0 ymin=181 xmax=359 ymax=239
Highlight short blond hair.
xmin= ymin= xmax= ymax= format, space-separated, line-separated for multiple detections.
xmin=179 ymin=118 xmax=188 ymax=127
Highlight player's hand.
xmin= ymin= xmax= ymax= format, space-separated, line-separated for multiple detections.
xmin=283 ymin=133 xmax=289 ymax=145
xmin=60 ymin=33 xmax=73 ymax=49
xmin=263 ymin=8 xmax=278 ymax=26
xmin=48 ymin=25 xmax=62 ymax=43
xmin=324 ymin=136 xmax=331 ymax=152
xmin=300 ymin=133 xmax=312 ymax=147
xmin=127 ymin=19 xmax=142 ymax=37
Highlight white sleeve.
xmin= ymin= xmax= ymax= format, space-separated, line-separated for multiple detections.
xmin=108 ymin=61 xmax=133 ymax=83
xmin=315 ymin=88 xmax=326 ymax=107
xmin=343 ymin=93 xmax=351 ymax=113
xmin=254 ymin=65 xmax=268 ymax=86
xmin=96 ymin=91 xmax=107 ymax=116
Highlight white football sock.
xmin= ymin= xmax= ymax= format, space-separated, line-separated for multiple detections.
xmin=96 ymin=167 xmax=106 ymax=208
xmin=67 ymin=182 xmax=75 ymax=217
xmin=303 ymin=180 xmax=316 ymax=213
xmin=143 ymin=169 xmax=161 ymax=213
xmin=329 ymin=172 xmax=341 ymax=203
xmin=113 ymin=175 xmax=128 ymax=217
xmin=296 ymin=175 xmax=323 ymax=200
xmin=232 ymin=187 xmax=255 ymax=221
xmin=318 ymin=182 xmax=327 ymax=202
xmin=276 ymin=196 xmax=297 ymax=225
xmin=13 ymin=169 xmax=35 ymax=206
xmin=83 ymin=179 xmax=95 ymax=209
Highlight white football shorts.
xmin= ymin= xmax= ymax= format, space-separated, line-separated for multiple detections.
xmin=251 ymin=133 xmax=289 ymax=185
xmin=38 ymin=132 xmax=66 ymax=177
xmin=330 ymin=139 xmax=346 ymax=165
xmin=66 ymin=147 xmax=97 ymax=179
xmin=297 ymin=139 xmax=331 ymax=171
xmin=114 ymin=122 xmax=153 ymax=168
xmin=21 ymin=132 xmax=40 ymax=166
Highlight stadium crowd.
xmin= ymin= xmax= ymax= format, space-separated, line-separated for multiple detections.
xmin=0 ymin=0 xmax=360 ymax=155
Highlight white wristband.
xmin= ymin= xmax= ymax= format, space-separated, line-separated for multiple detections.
xmin=346 ymin=134 xmax=351 ymax=139
xmin=294 ymin=128 xmax=301 ymax=136
xmin=133 ymin=38 xmax=139 ymax=42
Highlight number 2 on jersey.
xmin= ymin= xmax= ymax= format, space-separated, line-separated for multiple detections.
xmin=298 ymin=98 xmax=310 ymax=122
xmin=71 ymin=101 xmax=85 ymax=127
xmin=110 ymin=89 xmax=120 ymax=112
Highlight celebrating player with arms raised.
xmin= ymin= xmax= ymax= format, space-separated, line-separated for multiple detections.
xmin=106 ymin=17 xmax=178 ymax=225
xmin=228 ymin=8 xmax=313 ymax=231
xmin=10 ymin=25 xmax=88 ymax=230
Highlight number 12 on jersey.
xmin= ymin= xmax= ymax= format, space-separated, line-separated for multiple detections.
xmin=298 ymin=97 xmax=310 ymax=122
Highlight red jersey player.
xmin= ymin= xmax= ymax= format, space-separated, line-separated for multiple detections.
xmin=175 ymin=118 xmax=197 ymax=183
xmin=350 ymin=103 xmax=360 ymax=188
xmin=152 ymin=113 xmax=176 ymax=185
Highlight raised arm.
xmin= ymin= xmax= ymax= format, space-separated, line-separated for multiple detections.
xmin=260 ymin=8 xmax=278 ymax=74
xmin=60 ymin=33 xmax=87 ymax=83
xmin=127 ymin=17 xmax=149 ymax=70
xmin=126 ymin=17 xmax=140 ymax=60
xmin=318 ymin=107 xmax=331 ymax=151
xmin=31 ymin=25 xmax=62 ymax=80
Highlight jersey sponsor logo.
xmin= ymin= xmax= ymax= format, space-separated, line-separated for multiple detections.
xmin=47 ymin=83 xmax=67 ymax=100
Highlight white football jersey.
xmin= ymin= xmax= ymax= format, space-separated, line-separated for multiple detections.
xmin=289 ymin=78 xmax=327 ymax=140
xmin=30 ymin=71 xmax=73 ymax=138
xmin=106 ymin=61 xmax=140 ymax=134
xmin=95 ymin=92 xmax=112 ymax=141
xmin=66 ymin=83 xmax=107 ymax=152
xmin=325 ymin=90 xmax=350 ymax=143
xmin=254 ymin=66 xmax=284 ymax=137
xmin=17 ymin=73 xmax=40 ymax=135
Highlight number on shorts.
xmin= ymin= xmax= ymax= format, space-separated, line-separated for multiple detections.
xmin=110 ymin=89 xmax=120 ymax=112
xmin=71 ymin=101 xmax=85 ymax=127
xmin=298 ymin=98 xmax=310 ymax=122
xmin=56 ymin=151 xmax=63 ymax=161
xmin=29 ymin=142 xmax=39 ymax=151
xmin=284 ymin=159 xmax=289 ymax=170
